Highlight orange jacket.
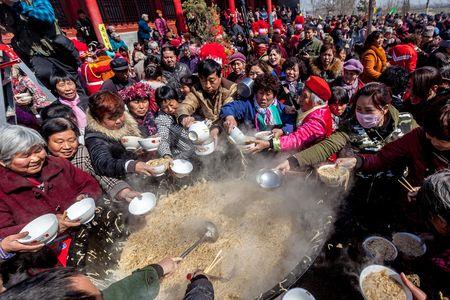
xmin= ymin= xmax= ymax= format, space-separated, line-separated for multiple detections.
xmin=361 ymin=46 xmax=387 ymax=83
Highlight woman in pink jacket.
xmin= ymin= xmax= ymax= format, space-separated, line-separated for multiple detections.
xmin=251 ymin=76 xmax=334 ymax=153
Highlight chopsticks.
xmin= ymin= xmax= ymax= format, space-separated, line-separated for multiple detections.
xmin=205 ymin=249 xmax=223 ymax=274
xmin=398 ymin=176 xmax=415 ymax=193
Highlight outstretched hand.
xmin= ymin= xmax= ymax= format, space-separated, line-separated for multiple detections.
xmin=1 ymin=232 xmax=44 ymax=253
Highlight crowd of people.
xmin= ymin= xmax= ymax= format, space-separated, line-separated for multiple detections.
xmin=0 ymin=0 xmax=449 ymax=299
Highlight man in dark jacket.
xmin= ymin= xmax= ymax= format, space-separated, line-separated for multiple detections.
xmin=76 ymin=9 xmax=97 ymax=44
xmin=101 ymin=57 xmax=137 ymax=94
xmin=160 ymin=45 xmax=191 ymax=97
xmin=0 ymin=0 xmax=82 ymax=92
xmin=137 ymin=14 xmax=152 ymax=44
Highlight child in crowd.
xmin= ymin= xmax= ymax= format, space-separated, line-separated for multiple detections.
xmin=328 ymin=86 xmax=350 ymax=129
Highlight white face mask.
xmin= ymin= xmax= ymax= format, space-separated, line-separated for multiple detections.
xmin=356 ymin=111 xmax=383 ymax=129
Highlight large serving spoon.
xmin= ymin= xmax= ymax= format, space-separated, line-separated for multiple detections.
xmin=180 ymin=221 xmax=219 ymax=259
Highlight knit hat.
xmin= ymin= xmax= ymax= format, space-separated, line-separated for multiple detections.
xmin=343 ymin=59 xmax=364 ymax=74
xmin=110 ymin=57 xmax=129 ymax=71
xmin=305 ymin=76 xmax=331 ymax=102
xmin=228 ymin=52 xmax=246 ymax=64
xmin=422 ymin=26 xmax=435 ymax=37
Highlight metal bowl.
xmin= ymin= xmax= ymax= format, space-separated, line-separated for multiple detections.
xmin=256 ymin=168 xmax=283 ymax=189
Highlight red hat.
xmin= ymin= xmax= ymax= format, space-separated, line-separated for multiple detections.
xmin=199 ymin=42 xmax=227 ymax=65
xmin=295 ymin=15 xmax=305 ymax=25
xmin=251 ymin=20 xmax=269 ymax=35
xmin=273 ymin=19 xmax=284 ymax=34
xmin=305 ymin=76 xmax=331 ymax=102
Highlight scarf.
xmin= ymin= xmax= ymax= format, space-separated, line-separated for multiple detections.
xmin=136 ymin=111 xmax=158 ymax=137
xmin=59 ymin=96 xmax=87 ymax=133
xmin=341 ymin=78 xmax=359 ymax=99
xmin=254 ymin=98 xmax=282 ymax=131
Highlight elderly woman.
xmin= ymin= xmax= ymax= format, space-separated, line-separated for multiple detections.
xmin=50 ymin=71 xmax=89 ymax=134
xmin=119 ymin=82 xmax=158 ymax=137
xmin=252 ymin=76 xmax=334 ymax=153
xmin=332 ymin=59 xmax=365 ymax=99
xmin=220 ymin=73 xmax=295 ymax=135
xmin=361 ymin=31 xmax=387 ymax=83
xmin=84 ymin=91 xmax=156 ymax=178
xmin=278 ymin=57 xmax=307 ymax=108
xmin=227 ymin=52 xmax=247 ymax=83
xmin=309 ymin=43 xmax=343 ymax=82
xmin=0 ymin=125 xmax=101 ymax=268
xmin=41 ymin=117 xmax=141 ymax=202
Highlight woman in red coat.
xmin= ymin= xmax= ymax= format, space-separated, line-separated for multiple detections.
xmin=0 ymin=125 xmax=102 ymax=269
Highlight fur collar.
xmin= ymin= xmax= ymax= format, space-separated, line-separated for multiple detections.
xmin=310 ymin=57 xmax=343 ymax=76
xmin=86 ymin=110 xmax=141 ymax=140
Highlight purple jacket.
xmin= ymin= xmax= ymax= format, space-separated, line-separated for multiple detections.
xmin=155 ymin=17 xmax=168 ymax=37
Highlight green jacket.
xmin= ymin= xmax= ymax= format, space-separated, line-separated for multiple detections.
xmin=292 ymin=105 xmax=417 ymax=168
xmin=102 ymin=264 xmax=163 ymax=300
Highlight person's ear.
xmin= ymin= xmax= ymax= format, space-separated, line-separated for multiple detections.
xmin=0 ymin=161 xmax=5 ymax=168
xmin=431 ymin=215 xmax=449 ymax=235
xmin=381 ymin=104 xmax=389 ymax=115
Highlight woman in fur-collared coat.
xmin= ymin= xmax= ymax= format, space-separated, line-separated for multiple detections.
xmin=84 ymin=91 xmax=156 ymax=179
xmin=308 ymin=43 xmax=343 ymax=82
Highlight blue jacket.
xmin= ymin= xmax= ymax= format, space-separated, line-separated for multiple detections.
xmin=137 ymin=19 xmax=152 ymax=41
xmin=220 ymin=99 xmax=295 ymax=134
xmin=109 ymin=38 xmax=128 ymax=52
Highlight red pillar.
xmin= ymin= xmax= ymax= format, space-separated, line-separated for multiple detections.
xmin=173 ymin=0 xmax=187 ymax=33
xmin=266 ymin=0 xmax=273 ymax=27
xmin=84 ymin=0 xmax=104 ymax=42
xmin=228 ymin=0 xmax=236 ymax=23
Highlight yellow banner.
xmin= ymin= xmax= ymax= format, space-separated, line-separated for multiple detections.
xmin=98 ymin=24 xmax=112 ymax=50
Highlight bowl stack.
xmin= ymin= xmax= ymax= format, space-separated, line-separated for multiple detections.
xmin=188 ymin=121 xmax=215 ymax=156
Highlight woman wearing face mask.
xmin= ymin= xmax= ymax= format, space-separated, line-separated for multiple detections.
xmin=278 ymin=57 xmax=307 ymax=108
xmin=227 ymin=52 xmax=247 ymax=83
xmin=275 ymin=83 xmax=417 ymax=172
xmin=338 ymin=95 xmax=449 ymax=186
xmin=309 ymin=43 xmax=343 ymax=82
xmin=119 ymin=82 xmax=158 ymax=137
xmin=84 ymin=91 xmax=156 ymax=179
xmin=404 ymin=66 xmax=443 ymax=125
xmin=267 ymin=45 xmax=285 ymax=78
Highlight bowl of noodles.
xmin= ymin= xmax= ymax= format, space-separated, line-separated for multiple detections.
xmin=316 ymin=164 xmax=349 ymax=188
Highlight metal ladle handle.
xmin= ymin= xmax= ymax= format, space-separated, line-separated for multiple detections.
xmin=179 ymin=235 xmax=207 ymax=258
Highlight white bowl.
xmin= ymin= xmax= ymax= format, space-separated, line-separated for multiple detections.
xmin=282 ymin=288 xmax=316 ymax=300
xmin=255 ymin=131 xmax=273 ymax=141
xmin=195 ymin=138 xmax=215 ymax=156
xmin=128 ymin=192 xmax=157 ymax=215
xmin=18 ymin=214 xmax=59 ymax=245
xmin=392 ymin=232 xmax=427 ymax=258
xmin=362 ymin=236 xmax=398 ymax=261
xmin=139 ymin=137 xmax=161 ymax=152
xmin=228 ymin=126 xmax=247 ymax=145
xmin=122 ymin=136 xmax=142 ymax=150
xmin=66 ymin=197 xmax=96 ymax=224
xmin=359 ymin=265 xmax=413 ymax=300
xmin=188 ymin=121 xmax=210 ymax=144
xmin=170 ymin=159 xmax=193 ymax=178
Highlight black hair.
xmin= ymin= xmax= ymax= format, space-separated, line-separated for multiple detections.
xmin=0 ymin=268 xmax=97 ymax=300
xmin=49 ymin=70 xmax=75 ymax=91
xmin=422 ymin=94 xmax=450 ymax=141
xmin=161 ymin=45 xmax=179 ymax=57
xmin=144 ymin=63 xmax=163 ymax=80
xmin=155 ymin=85 xmax=180 ymax=106
xmin=40 ymin=103 xmax=76 ymax=123
xmin=378 ymin=66 xmax=410 ymax=96
xmin=329 ymin=86 xmax=350 ymax=105
xmin=41 ymin=117 xmax=80 ymax=141
xmin=282 ymin=57 xmax=307 ymax=77
xmin=180 ymin=75 xmax=196 ymax=87
xmin=253 ymin=73 xmax=280 ymax=96
xmin=417 ymin=170 xmax=450 ymax=221
xmin=304 ymin=25 xmax=317 ymax=32
xmin=197 ymin=59 xmax=222 ymax=79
